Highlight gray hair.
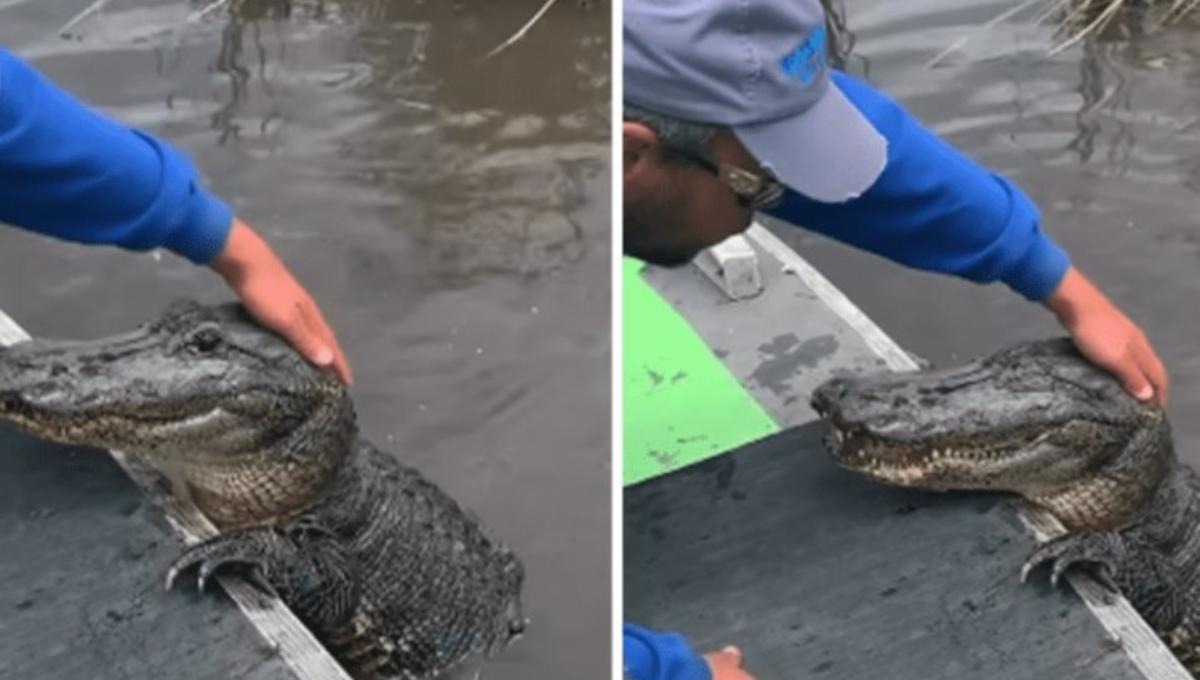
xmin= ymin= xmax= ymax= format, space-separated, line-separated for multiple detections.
xmin=623 ymin=103 xmax=717 ymax=164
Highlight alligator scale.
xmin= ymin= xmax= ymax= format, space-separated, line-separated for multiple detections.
xmin=812 ymin=338 xmax=1200 ymax=674
xmin=0 ymin=301 xmax=526 ymax=680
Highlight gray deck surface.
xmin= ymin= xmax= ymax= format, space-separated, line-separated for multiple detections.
xmin=0 ymin=425 xmax=297 ymax=680
xmin=625 ymin=413 xmax=1147 ymax=680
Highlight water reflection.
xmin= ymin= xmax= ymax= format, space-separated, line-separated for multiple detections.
xmin=181 ymin=0 xmax=609 ymax=283
xmin=1068 ymin=39 xmax=1132 ymax=166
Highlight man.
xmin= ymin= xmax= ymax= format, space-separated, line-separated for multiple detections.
xmin=622 ymin=0 xmax=1168 ymax=678
xmin=0 ymin=48 xmax=351 ymax=385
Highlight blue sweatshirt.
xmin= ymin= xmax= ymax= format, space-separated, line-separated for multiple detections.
xmin=624 ymin=624 xmax=711 ymax=680
xmin=0 ymin=48 xmax=233 ymax=264
xmin=761 ymin=71 xmax=1070 ymax=302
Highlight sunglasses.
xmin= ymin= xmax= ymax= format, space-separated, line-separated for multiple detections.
xmin=662 ymin=144 xmax=785 ymax=211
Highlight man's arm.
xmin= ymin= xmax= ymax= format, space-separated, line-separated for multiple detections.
xmin=624 ymin=624 xmax=755 ymax=680
xmin=0 ymin=48 xmax=351 ymax=384
xmin=764 ymin=70 xmax=1166 ymax=405
xmin=0 ymin=48 xmax=230 ymax=262
xmin=624 ymin=624 xmax=710 ymax=680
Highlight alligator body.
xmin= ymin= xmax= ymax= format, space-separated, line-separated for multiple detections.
xmin=811 ymin=338 xmax=1200 ymax=673
xmin=0 ymin=301 xmax=525 ymax=680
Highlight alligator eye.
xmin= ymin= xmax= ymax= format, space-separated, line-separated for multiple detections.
xmin=189 ymin=327 xmax=224 ymax=353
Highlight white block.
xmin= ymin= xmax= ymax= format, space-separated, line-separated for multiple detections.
xmin=695 ymin=234 xmax=763 ymax=300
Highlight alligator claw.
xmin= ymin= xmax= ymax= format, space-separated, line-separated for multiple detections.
xmin=165 ymin=539 xmax=274 ymax=595
xmin=1021 ymin=533 xmax=1125 ymax=594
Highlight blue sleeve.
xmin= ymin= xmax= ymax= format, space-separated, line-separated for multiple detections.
xmin=0 ymin=48 xmax=233 ymax=264
xmin=763 ymin=70 xmax=1070 ymax=302
xmin=624 ymin=623 xmax=711 ymax=680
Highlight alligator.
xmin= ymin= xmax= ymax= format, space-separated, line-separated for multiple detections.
xmin=811 ymin=338 xmax=1200 ymax=673
xmin=0 ymin=300 xmax=526 ymax=680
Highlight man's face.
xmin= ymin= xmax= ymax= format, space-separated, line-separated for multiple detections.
xmin=623 ymin=123 xmax=762 ymax=267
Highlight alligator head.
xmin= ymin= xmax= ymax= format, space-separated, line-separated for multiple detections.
xmin=0 ymin=300 xmax=353 ymax=527
xmin=811 ymin=338 xmax=1172 ymax=531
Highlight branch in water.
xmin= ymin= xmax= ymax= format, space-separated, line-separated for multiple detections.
xmin=483 ymin=0 xmax=559 ymax=61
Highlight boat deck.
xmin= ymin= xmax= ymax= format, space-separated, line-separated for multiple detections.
xmin=0 ymin=425 xmax=300 ymax=680
xmin=622 ymin=218 xmax=1188 ymax=679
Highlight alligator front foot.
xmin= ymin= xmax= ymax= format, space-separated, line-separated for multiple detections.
xmin=1020 ymin=532 xmax=1127 ymax=592
xmin=166 ymin=525 xmax=360 ymax=631
xmin=166 ymin=530 xmax=278 ymax=594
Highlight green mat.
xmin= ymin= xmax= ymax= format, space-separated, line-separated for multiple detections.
xmin=622 ymin=258 xmax=778 ymax=486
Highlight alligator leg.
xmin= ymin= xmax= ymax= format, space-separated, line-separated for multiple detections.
xmin=1021 ymin=531 xmax=1188 ymax=630
xmin=166 ymin=525 xmax=360 ymax=632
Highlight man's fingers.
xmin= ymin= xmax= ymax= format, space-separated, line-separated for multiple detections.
xmin=1131 ymin=337 xmax=1168 ymax=407
xmin=330 ymin=348 xmax=353 ymax=385
xmin=326 ymin=345 xmax=353 ymax=385
xmin=1118 ymin=365 xmax=1153 ymax=403
xmin=296 ymin=299 xmax=353 ymax=385
xmin=706 ymin=645 xmax=755 ymax=679
xmin=707 ymin=646 xmax=743 ymax=667
xmin=1109 ymin=349 xmax=1153 ymax=404
xmin=277 ymin=309 xmax=335 ymax=371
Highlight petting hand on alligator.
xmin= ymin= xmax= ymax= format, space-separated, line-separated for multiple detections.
xmin=1044 ymin=266 xmax=1168 ymax=407
xmin=210 ymin=219 xmax=353 ymax=386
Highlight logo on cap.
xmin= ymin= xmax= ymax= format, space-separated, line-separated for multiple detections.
xmin=780 ymin=25 xmax=827 ymax=86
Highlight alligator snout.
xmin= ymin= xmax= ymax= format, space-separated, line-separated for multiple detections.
xmin=811 ymin=376 xmax=852 ymax=417
xmin=0 ymin=348 xmax=91 ymax=417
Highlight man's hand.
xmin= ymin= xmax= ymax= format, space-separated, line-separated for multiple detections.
xmin=705 ymin=646 xmax=757 ymax=680
xmin=1045 ymin=266 xmax=1166 ymax=407
xmin=210 ymin=219 xmax=353 ymax=385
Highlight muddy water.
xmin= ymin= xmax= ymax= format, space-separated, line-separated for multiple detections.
xmin=773 ymin=1 xmax=1200 ymax=466
xmin=0 ymin=1 xmax=609 ymax=676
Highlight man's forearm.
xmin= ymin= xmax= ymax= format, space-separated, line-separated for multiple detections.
xmin=1044 ymin=266 xmax=1111 ymax=327
xmin=624 ymin=624 xmax=711 ymax=680
xmin=0 ymin=48 xmax=231 ymax=264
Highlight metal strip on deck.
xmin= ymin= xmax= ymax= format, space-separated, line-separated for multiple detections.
xmin=0 ymin=308 xmax=352 ymax=680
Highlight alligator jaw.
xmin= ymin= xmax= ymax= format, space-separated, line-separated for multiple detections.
xmin=820 ymin=419 xmax=1038 ymax=490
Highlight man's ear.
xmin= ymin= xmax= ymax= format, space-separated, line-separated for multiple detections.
xmin=624 ymin=122 xmax=661 ymax=202
xmin=624 ymin=122 xmax=659 ymax=171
